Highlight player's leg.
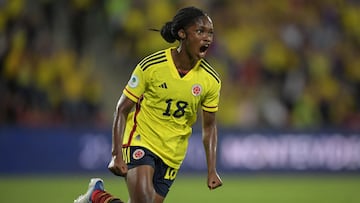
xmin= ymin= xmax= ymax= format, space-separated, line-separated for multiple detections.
xmin=151 ymin=156 xmax=178 ymax=203
xmin=125 ymin=147 xmax=178 ymax=203
xmin=126 ymin=164 xmax=164 ymax=203
xmin=125 ymin=146 xmax=167 ymax=203
xmin=121 ymin=146 xmax=177 ymax=203
xmin=74 ymin=178 xmax=124 ymax=203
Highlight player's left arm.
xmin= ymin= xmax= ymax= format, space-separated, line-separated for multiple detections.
xmin=202 ymin=110 xmax=223 ymax=190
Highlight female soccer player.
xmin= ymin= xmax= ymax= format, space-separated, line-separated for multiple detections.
xmin=74 ymin=6 xmax=223 ymax=203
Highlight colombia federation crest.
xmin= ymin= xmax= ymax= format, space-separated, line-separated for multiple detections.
xmin=191 ymin=84 xmax=202 ymax=96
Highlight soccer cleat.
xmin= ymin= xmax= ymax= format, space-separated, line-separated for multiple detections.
xmin=74 ymin=178 xmax=104 ymax=203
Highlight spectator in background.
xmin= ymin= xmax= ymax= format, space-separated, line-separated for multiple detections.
xmin=0 ymin=0 xmax=359 ymax=130
xmin=0 ymin=0 xmax=104 ymax=127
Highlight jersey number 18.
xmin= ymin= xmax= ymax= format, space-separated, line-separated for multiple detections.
xmin=162 ymin=99 xmax=188 ymax=118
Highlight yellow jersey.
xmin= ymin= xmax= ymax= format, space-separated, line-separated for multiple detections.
xmin=122 ymin=47 xmax=221 ymax=169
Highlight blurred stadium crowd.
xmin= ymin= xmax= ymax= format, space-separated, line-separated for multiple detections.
xmin=0 ymin=0 xmax=359 ymax=130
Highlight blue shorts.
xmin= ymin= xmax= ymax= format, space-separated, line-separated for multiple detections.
xmin=124 ymin=146 xmax=178 ymax=197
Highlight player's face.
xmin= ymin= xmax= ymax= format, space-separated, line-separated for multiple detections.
xmin=184 ymin=16 xmax=214 ymax=60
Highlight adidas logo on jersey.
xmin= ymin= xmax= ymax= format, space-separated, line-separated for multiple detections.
xmin=159 ymin=82 xmax=168 ymax=89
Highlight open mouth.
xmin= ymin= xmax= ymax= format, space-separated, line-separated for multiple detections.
xmin=200 ymin=44 xmax=209 ymax=53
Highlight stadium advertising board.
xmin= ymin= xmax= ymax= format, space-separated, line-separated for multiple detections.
xmin=0 ymin=128 xmax=359 ymax=173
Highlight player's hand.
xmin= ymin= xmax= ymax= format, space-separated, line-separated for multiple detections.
xmin=207 ymin=170 xmax=223 ymax=190
xmin=108 ymin=155 xmax=128 ymax=177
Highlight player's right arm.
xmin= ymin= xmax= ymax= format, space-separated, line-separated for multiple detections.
xmin=108 ymin=93 xmax=136 ymax=177
xmin=108 ymin=56 xmax=147 ymax=176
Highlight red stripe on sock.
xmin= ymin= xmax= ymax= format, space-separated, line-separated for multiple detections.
xmin=91 ymin=190 xmax=103 ymax=203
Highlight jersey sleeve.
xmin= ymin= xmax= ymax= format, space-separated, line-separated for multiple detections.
xmin=123 ymin=64 xmax=146 ymax=102
xmin=202 ymin=80 xmax=221 ymax=112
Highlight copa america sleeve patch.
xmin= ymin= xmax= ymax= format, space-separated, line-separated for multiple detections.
xmin=128 ymin=75 xmax=139 ymax=88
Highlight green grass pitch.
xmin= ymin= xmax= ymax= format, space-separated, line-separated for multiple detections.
xmin=1 ymin=173 xmax=359 ymax=203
